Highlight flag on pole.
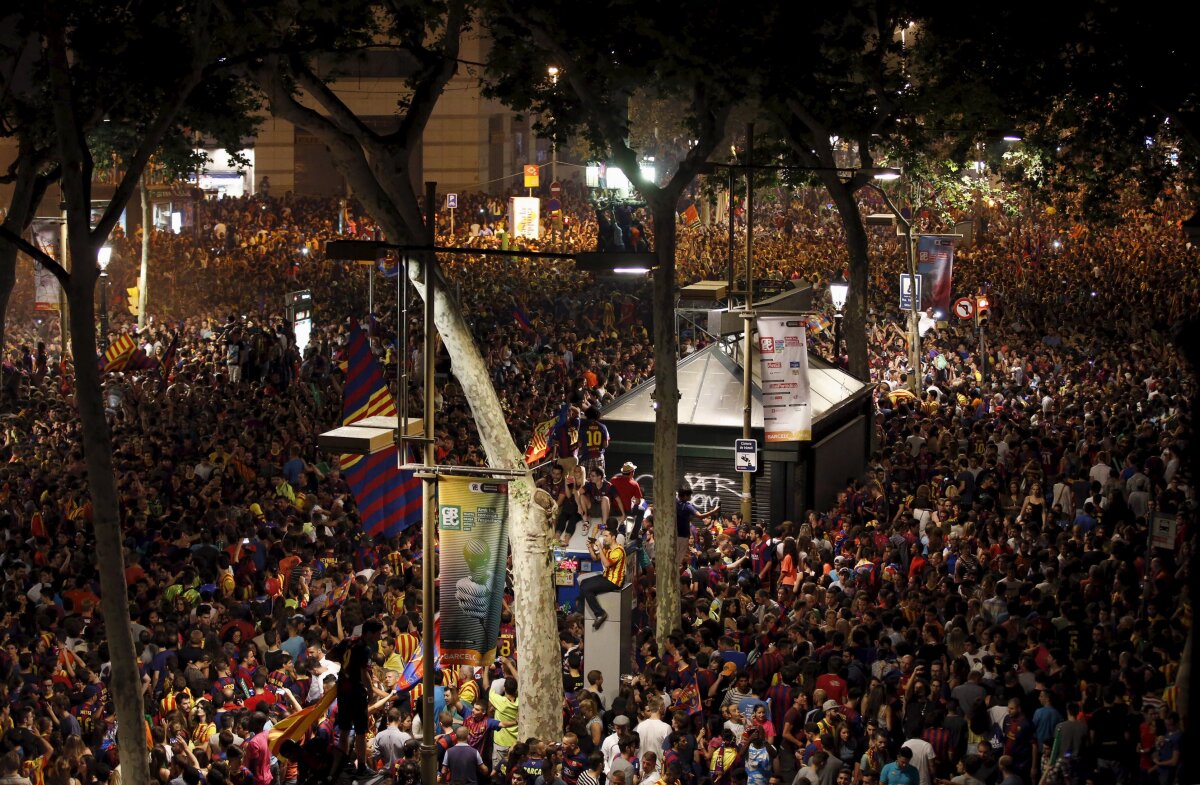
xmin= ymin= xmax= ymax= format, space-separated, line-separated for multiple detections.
xmin=396 ymin=618 xmax=441 ymax=692
xmin=512 ymin=307 xmax=534 ymax=332
xmin=681 ymin=203 xmax=701 ymax=229
xmin=99 ymin=334 xmax=137 ymax=373
xmin=341 ymin=324 xmax=422 ymax=538
xmin=267 ymin=687 xmax=337 ymax=757
xmin=523 ymin=418 xmax=556 ymax=465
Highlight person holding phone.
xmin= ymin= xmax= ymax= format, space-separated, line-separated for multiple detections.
xmin=581 ymin=527 xmax=625 ymax=629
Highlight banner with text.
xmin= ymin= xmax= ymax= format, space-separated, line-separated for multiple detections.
xmin=917 ymin=235 xmax=955 ymax=317
xmin=438 ymin=476 xmax=510 ymax=666
xmin=509 ymin=197 xmax=541 ymax=239
xmin=756 ymin=316 xmax=812 ymax=442
xmin=34 ymin=263 xmax=61 ymax=311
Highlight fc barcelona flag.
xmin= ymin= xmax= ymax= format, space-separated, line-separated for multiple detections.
xmin=341 ymin=324 xmax=422 ymax=538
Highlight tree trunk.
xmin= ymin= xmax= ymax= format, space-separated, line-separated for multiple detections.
xmin=0 ymin=150 xmax=52 ymax=400
xmin=407 ymin=260 xmax=561 ymax=742
xmin=650 ymin=199 xmax=681 ymax=640
xmin=64 ymin=245 xmax=150 ymax=785
xmin=826 ymin=180 xmax=870 ymax=379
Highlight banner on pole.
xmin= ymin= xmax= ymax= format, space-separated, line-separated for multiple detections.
xmin=508 ymin=197 xmax=540 ymax=239
xmin=917 ymin=236 xmax=955 ymax=317
xmin=756 ymin=316 xmax=812 ymax=442
xmin=438 ymin=476 xmax=510 ymax=666
xmin=34 ymin=263 xmax=61 ymax=311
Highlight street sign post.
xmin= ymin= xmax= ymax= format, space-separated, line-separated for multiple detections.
xmin=735 ymin=439 xmax=758 ymax=473
xmin=523 ymin=164 xmax=540 ymax=191
xmin=900 ymin=274 xmax=922 ymax=311
xmin=954 ymin=297 xmax=975 ymax=321
xmin=446 ymin=193 xmax=457 ymax=235
xmin=550 ymin=180 xmax=561 ymax=197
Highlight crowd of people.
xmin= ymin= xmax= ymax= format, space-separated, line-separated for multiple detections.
xmin=0 ymin=176 xmax=1193 ymax=785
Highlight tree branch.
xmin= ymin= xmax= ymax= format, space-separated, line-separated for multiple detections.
xmin=0 ymin=224 xmax=70 ymax=282
xmin=290 ymin=55 xmax=382 ymax=144
xmin=390 ymin=0 xmax=468 ymax=150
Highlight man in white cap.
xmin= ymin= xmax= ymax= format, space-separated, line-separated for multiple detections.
xmin=601 ymin=715 xmax=632 ymax=774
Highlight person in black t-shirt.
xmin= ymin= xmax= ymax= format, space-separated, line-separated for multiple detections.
xmin=327 ymin=619 xmax=383 ymax=777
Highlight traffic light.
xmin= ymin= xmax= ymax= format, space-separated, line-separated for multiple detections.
xmin=127 ymin=286 xmax=140 ymax=317
xmin=975 ymin=295 xmax=990 ymax=328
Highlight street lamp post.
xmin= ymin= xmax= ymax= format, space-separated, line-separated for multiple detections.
xmin=547 ymin=66 xmax=559 ymax=185
xmin=97 ymin=246 xmax=112 ymax=352
xmin=829 ymin=275 xmax=849 ymax=363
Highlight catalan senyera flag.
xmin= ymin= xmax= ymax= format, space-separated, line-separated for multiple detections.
xmin=268 ymin=686 xmax=337 ymax=757
xmin=99 ymin=334 xmax=137 ymax=373
xmin=341 ymin=324 xmax=422 ymax=538
xmin=523 ymin=418 xmax=556 ymax=465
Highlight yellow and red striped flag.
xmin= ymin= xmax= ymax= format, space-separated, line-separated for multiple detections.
xmin=524 ymin=418 xmax=556 ymax=465
xmin=268 ymin=687 xmax=337 ymax=757
xmin=99 ymin=334 xmax=137 ymax=373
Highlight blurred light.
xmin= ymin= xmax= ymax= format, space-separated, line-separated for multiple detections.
xmin=639 ymin=164 xmax=656 ymax=182
xmin=1052 ymin=240 xmax=1061 ymax=249
xmin=97 ymin=246 xmax=112 ymax=271
xmin=614 ymin=266 xmax=649 ymax=274
xmin=547 ymin=66 xmax=559 ymax=78
xmin=972 ymin=161 xmax=986 ymax=174
xmin=1002 ymin=135 xmax=1022 ymax=142
xmin=873 ymin=169 xmax=902 ymax=181
xmin=301 ymin=247 xmax=310 ymax=255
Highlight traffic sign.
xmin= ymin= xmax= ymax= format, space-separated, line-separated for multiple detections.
xmin=523 ymin=164 xmax=540 ymax=188
xmin=735 ymin=439 xmax=758 ymax=473
xmin=446 ymin=193 xmax=458 ymax=209
xmin=547 ymin=198 xmax=562 ymax=213
xmin=900 ymin=274 xmax=922 ymax=311
xmin=954 ymin=297 xmax=975 ymax=320
xmin=550 ymin=180 xmax=561 ymax=196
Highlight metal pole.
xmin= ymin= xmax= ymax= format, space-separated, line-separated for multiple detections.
xmin=139 ymin=174 xmax=150 ymax=329
xmin=741 ymin=123 xmax=754 ymax=524
xmin=99 ymin=275 xmax=109 ymax=352
xmin=834 ymin=311 xmax=843 ymax=364
xmin=906 ymin=225 xmax=921 ymax=393
xmin=369 ymin=264 xmax=374 ymax=315
xmin=979 ymin=318 xmax=987 ymax=381
xmin=419 ymin=180 xmax=439 ymax=785
xmin=60 ymin=202 xmax=70 ymax=358
xmin=727 ymin=166 xmax=735 ymax=302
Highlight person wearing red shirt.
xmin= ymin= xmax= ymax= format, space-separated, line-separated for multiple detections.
xmin=242 ymin=712 xmax=275 ymax=785
xmin=815 ymin=659 xmax=848 ymax=704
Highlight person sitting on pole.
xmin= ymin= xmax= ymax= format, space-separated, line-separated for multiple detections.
xmin=580 ymin=526 xmax=626 ymax=629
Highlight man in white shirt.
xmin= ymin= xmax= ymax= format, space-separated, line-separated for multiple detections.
xmin=901 ymin=736 xmax=936 ymax=785
xmin=634 ymin=699 xmax=672 ymax=761
xmin=600 ymin=715 xmax=631 ymax=774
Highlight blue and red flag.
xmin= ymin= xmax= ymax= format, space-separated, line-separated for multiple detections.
xmin=396 ymin=618 xmax=441 ymax=693
xmin=341 ymin=324 xmax=422 ymax=538
xmin=512 ymin=307 xmax=533 ymax=332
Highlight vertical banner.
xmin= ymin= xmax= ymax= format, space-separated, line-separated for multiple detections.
xmin=917 ymin=236 xmax=955 ymax=316
xmin=508 ymin=197 xmax=540 ymax=239
xmin=33 ymin=263 xmax=61 ymax=311
xmin=756 ymin=316 xmax=812 ymax=442
xmin=438 ymin=476 xmax=510 ymax=666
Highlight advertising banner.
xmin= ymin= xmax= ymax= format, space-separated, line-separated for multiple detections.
xmin=756 ymin=316 xmax=812 ymax=442
xmin=34 ymin=263 xmax=60 ymax=311
xmin=438 ymin=476 xmax=510 ymax=665
xmin=509 ymin=197 xmax=540 ymax=239
xmin=917 ymin=235 xmax=955 ymax=317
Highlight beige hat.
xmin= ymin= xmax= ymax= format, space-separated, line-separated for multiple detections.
xmin=621 ymin=461 xmax=637 ymax=474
